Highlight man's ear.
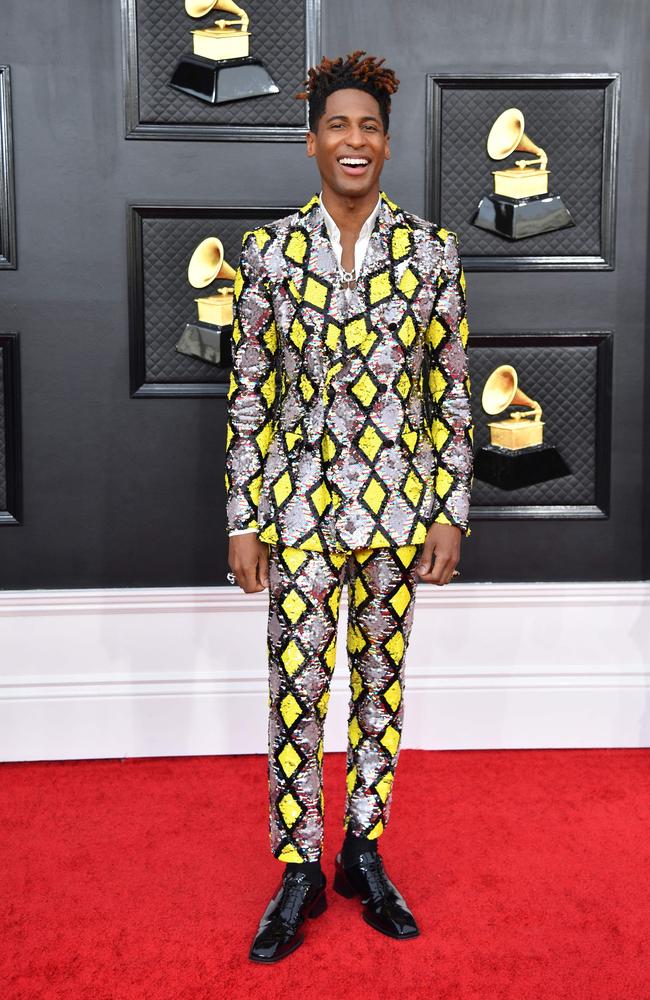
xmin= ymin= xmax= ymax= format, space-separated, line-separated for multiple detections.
xmin=306 ymin=130 xmax=316 ymax=158
xmin=384 ymin=133 xmax=391 ymax=160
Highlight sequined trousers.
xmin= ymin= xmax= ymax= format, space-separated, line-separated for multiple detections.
xmin=266 ymin=541 xmax=424 ymax=863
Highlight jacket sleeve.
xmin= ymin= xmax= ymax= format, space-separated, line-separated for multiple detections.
xmin=424 ymin=230 xmax=474 ymax=534
xmin=224 ymin=229 xmax=278 ymax=534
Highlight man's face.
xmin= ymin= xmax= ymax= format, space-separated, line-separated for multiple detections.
xmin=306 ymin=88 xmax=390 ymax=199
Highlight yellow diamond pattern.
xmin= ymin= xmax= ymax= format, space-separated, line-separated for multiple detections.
xmin=427 ymin=317 xmax=447 ymax=349
xmin=367 ymin=819 xmax=384 ymax=840
xmin=348 ymin=715 xmax=363 ymax=748
xmin=389 ymin=584 xmax=411 ymax=619
xmin=256 ymin=421 xmax=273 ymax=458
xmin=289 ymin=317 xmax=307 ymax=351
xmin=350 ymin=667 xmax=363 ymax=701
xmin=278 ymin=741 xmax=302 ymax=777
xmin=398 ymin=267 xmax=420 ymax=299
xmin=431 ymin=419 xmax=451 ymax=451
xmin=299 ymin=372 xmax=316 ymax=403
xmin=397 ymin=315 xmax=417 ymax=348
xmin=391 ymin=225 xmax=412 ymax=259
xmin=278 ymin=843 xmax=303 ymax=863
xmin=358 ymin=424 xmax=383 ymax=461
xmin=430 ymin=365 xmax=448 ymax=401
xmin=396 ymin=371 xmax=411 ymax=398
xmin=404 ymin=469 xmax=424 ymax=506
xmin=380 ymin=724 xmax=400 ymax=756
xmin=285 ymin=230 xmax=308 ymax=264
xmin=350 ymin=372 xmax=377 ymax=408
xmin=309 ymin=481 xmax=331 ymax=516
xmin=304 ymin=276 xmax=328 ymax=309
xmin=281 ymin=639 xmax=305 ymax=676
xmin=346 ymin=765 xmax=357 ymax=795
xmin=375 ymin=771 xmax=394 ymax=803
xmin=384 ymin=680 xmax=402 ymax=711
xmin=369 ymin=270 xmax=391 ymax=304
xmin=385 ymin=630 xmax=405 ymax=665
xmin=363 ymin=477 xmax=386 ymax=514
xmin=281 ymin=588 xmax=307 ymax=624
xmin=344 ymin=317 xmax=367 ymax=349
xmin=324 ymin=636 xmax=337 ymax=672
xmin=280 ymin=692 xmax=303 ymax=728
xmin=281 ymin=547 xmax=308 ymax=574
xmin=436 ymin=466 xmax=454 ymax=499
xmin=317 ymin=689 xmax=330 ymax=718
xmin=273 ymin=471 xmax=292 ymax=506
xmin=278 ymin=792 xmax=303 ymax=828
xmin=460 ymin=316 xmax=469 ymax=347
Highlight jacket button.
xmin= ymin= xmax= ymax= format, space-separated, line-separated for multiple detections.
xmin=388 ymin=322 xmax=397 ymax=331
xmin=304 ymin=441 xmax=315 ymax=451
xmin=378 ymin=385 xmax=387 ymax=393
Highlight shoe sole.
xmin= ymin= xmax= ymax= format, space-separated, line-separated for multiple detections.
xmin=248 ymin=887 xmax=328 ymax=964
xmin=333 ymin=862 xmax=420 ymax=940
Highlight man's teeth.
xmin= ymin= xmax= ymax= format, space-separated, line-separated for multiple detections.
xmin=339 ymin=157 xmax=369 ymax=166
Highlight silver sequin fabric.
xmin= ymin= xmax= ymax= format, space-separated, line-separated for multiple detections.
xmin=224 ymin=191 xmax=474 ymax=553
xmin=266 ymin=542 xmax=423 ymax=863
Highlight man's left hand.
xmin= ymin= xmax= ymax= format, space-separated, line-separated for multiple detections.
xmin=416 ymin=523 xmax=462 ymax=586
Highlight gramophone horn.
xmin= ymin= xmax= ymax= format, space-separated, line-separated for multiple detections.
xmin=187 ymin=237 xmax=236 ymax=289
xmin=185 ymin=0 xmax=246 ymax=18
xmin=486 ymin=108 xmax=547 ymax=168
xmin=482 ymin=364 xmax=542 ymax=420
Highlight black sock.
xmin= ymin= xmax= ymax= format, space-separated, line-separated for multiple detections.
xmin=285 ymin=859 xmax=323 ymax=884
xmin=341 ymin=830 xmax=378 ymax=867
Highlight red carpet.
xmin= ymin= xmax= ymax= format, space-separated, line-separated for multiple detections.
xmin=1 ymin=748 xmax=649 ymax=1000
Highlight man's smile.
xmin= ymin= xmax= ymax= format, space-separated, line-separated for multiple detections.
xmin=337 ymin=155 xmax=371 ymax=175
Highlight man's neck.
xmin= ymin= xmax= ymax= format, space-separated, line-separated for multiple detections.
xmin=320 ymin=186 xmax=381 ymax=236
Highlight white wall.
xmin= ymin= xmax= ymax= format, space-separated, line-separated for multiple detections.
xmin=1 ymin=582 xmax=649 ymax=761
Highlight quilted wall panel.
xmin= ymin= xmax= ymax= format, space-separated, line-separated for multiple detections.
xmin=468 ymin=338 xmax=606 ymax=510
xmin=432 ymin=82 xmax=607 ymax=259
xmin=132 ymin=0 xmax=309 ymax=129
xmin=134 ymin=207 xmax=295 ymax=387
xmin=0 ymin=349 xmax=6 ymax=510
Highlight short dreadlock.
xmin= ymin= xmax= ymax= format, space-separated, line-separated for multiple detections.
xmin=296 ymin=50 xmax=399 ymax=134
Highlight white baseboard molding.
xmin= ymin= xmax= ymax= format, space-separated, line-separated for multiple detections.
xmin=1 ymin=582 xmax=649 ymax=761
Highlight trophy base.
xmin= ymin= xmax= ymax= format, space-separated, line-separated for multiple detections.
xmin=169 ymin=54 xmax=279 ymax=105
xmin=175 ymin=322 xmax=232 ymax=368
xmin=472 ymin=193 xmax=575 ymax=240
xmin=474 ymin=443 xmax=571 ymax=490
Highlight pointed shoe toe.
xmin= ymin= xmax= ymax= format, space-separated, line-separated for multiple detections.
xmin=249 ymin=871 xmax=327 ymax=963
xmin=334 ymin=851 xmax=419 ymax=940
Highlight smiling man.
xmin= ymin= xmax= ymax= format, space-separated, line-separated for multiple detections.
xmin=225 ymin=51 xmax=473 ymax=962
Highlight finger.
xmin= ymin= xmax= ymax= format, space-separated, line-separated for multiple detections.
xmin=417 ymin=544 xmax=436 ymax=576
xmin=257 ymin=548 xmax=270 ymax=589
xmin=430 ymin=551 xmax=447 ymax=584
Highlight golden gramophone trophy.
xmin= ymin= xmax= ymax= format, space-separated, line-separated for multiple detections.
xmin=473 ymin=364 xmax=570 ymax=489
xmin=472 ymin=108 xmax=574 ymax=240
xmin=170 ymin=0 xmax=279 ymax=105
xmin=175 ymin=236 xmax=236 ymax=367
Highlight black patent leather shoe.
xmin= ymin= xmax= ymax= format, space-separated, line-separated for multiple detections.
xmin=249 ymin=870 xmax=327 ymax=963
xmin=333 ymin=850 xmax=419 ymax=939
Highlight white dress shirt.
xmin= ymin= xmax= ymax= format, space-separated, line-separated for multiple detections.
xmin=228 ymin=193 xmax=382 ymax=537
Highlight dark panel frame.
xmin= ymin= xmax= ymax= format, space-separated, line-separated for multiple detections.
xmin=0 ymin=67 xmax=17 ymax=269
xmin=122 ymin=0 xmax=321 ymax=141
xmin=0 ymin=333 xmax=22 ymax=525
xmin=128 ymin=203 xmax=296 ymax=397
xmin=469 ymin=330 xmax=613 ymax=519
xmin=425 ymin=73 xmax=621 ymax=271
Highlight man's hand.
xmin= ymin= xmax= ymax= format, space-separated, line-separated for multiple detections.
xmin=416 ymin=523 xmax=462 ymax=586
xmin=228 ymin=533 xmax=270 ymax=593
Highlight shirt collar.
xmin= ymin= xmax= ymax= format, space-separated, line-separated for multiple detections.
xmin=318 ymin=191 xmax=382 ymax=244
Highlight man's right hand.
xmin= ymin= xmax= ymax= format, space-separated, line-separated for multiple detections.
xmin=228 ymin=533 xmax=270 ymax=593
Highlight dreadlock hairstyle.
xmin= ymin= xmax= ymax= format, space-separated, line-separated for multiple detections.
xmin=296 ymin=50 xmax=399 ymax=134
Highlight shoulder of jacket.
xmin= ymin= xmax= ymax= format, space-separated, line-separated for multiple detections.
xmin=401 ymin=210 xmax=458 ymax=245
xmin=241 ymin=208 xmax=304 ymax=254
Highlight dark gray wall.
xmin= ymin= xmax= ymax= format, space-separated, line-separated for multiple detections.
xmin=0 ymin=0 xmax=649 ymax=587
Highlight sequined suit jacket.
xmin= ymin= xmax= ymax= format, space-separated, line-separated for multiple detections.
xmin=225 ymin=191 xmax=473 ymax=553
